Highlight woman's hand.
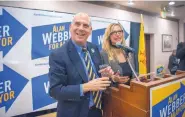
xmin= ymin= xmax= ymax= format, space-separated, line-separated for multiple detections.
xmin=111 ymin=74 xmax=130 ymax=84
xmin=116 ymin=76 xmax=130 ymax=83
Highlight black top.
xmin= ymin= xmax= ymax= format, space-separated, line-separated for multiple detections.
xmin=118 ymin=62 xmax=132 ymax=85
xmin=119 ymin=62 xmax=132 ymax=77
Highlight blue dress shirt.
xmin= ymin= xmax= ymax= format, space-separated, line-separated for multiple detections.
xmin=72 ymin=40 xmax=99 ymax=107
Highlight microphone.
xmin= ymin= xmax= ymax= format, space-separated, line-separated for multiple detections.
xmin=115 ymin=42 xmax=135 ymax=53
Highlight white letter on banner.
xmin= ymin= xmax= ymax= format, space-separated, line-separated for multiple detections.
xmin=3 ymin=25 xmax=10 ymax=37
xmin=176 ymin=98 xmax=179 ymax=109
xmin=0 ymin=25 xmax=10 ymax=38
xmin=52 ymin=33 xmax=57 ymax=43
xmin=4 ymin=80 xmax=11 ymax=92
xmin=44 ymin=81 xmax=50 ymax=94
xmin=159 ymin=105 xmax=168 ymax=117
xmin=63 ymin=31 xmax=68 ymax=41
xmin=0 ymin=51 xmax=3 ymax=72
xmin=180 ymin=95 xmax=183 ymax=106
xmin=0 ymin=82 xmax=4 ymax=94
xmin=168 ymin=104 xmax=171 ymax=115
xmin=58 ymin=32 xmax=63 ymax=42
xmin=98 ymin=35 xmax=103 ymax=45
xmin=42 ymin=33 xmax=52 ymax=45
xmin=172 ymin=101 xmax=176 ymax=113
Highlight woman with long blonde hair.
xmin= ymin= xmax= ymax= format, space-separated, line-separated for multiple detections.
xmin=101 ymin=23 xmax=132 ymax=85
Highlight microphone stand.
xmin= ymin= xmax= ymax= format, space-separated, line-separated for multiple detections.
xmin=122 ymin=50 xmax=140 ymax=82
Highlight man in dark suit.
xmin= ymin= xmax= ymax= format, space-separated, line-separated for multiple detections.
xmin=176 ymin=42 xmax=185 ymax=71
xmin=48 ymin=12 xmax=112 ymax=117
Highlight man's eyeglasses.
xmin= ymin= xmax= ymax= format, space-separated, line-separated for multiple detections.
xmin=110 ymin=30 xmax=123 ymax=36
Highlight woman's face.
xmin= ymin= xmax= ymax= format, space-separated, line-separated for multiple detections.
xmin=109 ymin=25 xmax=123 ymax=45
xmin=172 ymin=50 xmax=176 ymax=55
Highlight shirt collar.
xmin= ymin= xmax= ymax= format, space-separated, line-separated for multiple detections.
xmin=72 ymin=40 xmax=87 ymax=53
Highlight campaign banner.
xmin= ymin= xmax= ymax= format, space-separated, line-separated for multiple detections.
xmin=0 ymin=6 xmax=130 ymax=117
xmin=32 ymin=22 xmax=71 ymax=59
xmin=150 ymin=78 xmax=185 ymax=117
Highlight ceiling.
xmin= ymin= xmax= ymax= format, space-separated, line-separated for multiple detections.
xmin=109 ymin=1 xmax=185 ymax=21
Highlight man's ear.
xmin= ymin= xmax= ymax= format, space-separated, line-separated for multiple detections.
xmin=69 ymin=24 xmax=71 ymax=30
xmin=90 ymin=26 xmax=92 ymax=34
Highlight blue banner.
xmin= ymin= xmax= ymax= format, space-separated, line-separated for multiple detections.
xmin=32 ymin=74 xmax=56 ymax=110
xmin=152 ymin=83 xmax=185 ymax=117
xmin=92 ymin=28 xmax=105 ymax=50
xmin=0 ymin=65 xmax=28 ymax=112
xmin=32 ymin=22 xmax=71 ymax=59
xmin=0 ymin=9 xmax=27 ymax=56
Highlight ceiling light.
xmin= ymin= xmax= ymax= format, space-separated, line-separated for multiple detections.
xmin=171 ymin=12 xmax=175 ymax=16
xmin=169 ymin=2 xmax=175 ymax=5
xmin=128 ymin=0 xmax=134 ymax=5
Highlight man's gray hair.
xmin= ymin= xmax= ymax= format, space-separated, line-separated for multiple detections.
xmin=71 ymin=12 xmax=92 ymax=26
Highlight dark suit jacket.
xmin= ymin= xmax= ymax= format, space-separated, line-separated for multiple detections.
xmin=176 ymin=42 xmax=185 ymax=71
xmin=168 ymin=55 xmax=179 ymax=74
xmin=48 ymin=39 xmax=102 ymax=117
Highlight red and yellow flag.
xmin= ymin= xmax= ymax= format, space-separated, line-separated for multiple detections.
xmin=138 ymin=14 xmax=147 ymax=74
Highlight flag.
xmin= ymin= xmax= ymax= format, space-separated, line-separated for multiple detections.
xmin=138 ymin=14 xmax=147 ymax=74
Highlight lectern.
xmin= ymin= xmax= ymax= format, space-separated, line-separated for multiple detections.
xmin=103 ymin=71 xmax=185 ymax=117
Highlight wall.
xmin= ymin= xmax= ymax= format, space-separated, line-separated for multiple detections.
xmin=179 ymin=20 xmax=185 ymax=42
xmin=0 ymin=1 xmax=181 ymax=73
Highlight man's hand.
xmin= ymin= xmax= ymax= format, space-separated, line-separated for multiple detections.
xmin=82 ymin=77 xmax=111 ymax=93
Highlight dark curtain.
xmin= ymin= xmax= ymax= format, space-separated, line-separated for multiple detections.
xmin=130 ymin=22 xmax=141 ymax=73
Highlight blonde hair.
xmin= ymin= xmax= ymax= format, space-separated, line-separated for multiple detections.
xmin=102 ymin=23 xmax=126 ymax=61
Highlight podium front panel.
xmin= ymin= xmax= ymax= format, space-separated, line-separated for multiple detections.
xmin=150 ymin=77 xmax=185 ymax=117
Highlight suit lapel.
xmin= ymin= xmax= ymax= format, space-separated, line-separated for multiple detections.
xmin=68 ymin=40 xmax=88 ymax=82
